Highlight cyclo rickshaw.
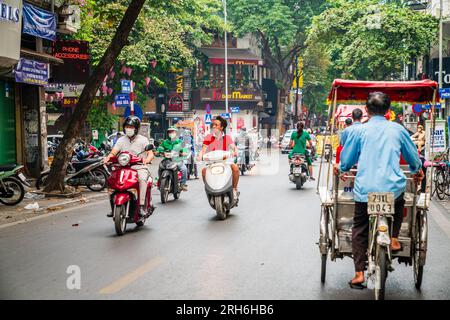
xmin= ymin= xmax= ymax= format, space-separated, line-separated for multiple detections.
xmin=316 ymin=79 xmax=438 ymax=300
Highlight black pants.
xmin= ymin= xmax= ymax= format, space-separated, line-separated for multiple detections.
xmin=352 ymin=194 xmax=405 ymax=272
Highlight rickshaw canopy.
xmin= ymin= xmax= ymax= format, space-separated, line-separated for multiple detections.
xmin=328 ymin=79 xmax=439 ymax=103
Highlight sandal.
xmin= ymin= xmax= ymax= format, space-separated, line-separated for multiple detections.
xmin=348 ymin=280 xmax=367 ymax=290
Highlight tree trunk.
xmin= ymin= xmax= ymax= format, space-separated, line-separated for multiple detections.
xmin=43 ymin=0 xmax=146 ymax=193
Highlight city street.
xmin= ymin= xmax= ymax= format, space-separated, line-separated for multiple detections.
xmin=1 ymin=153 xmax=450 ymax=300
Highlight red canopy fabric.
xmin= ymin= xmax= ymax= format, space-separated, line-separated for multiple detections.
xmin=328 ymin=79 xmax=438 ymax=103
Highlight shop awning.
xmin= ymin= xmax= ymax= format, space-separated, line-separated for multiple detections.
xmin=327 ymin=79 xmax=438 ymax=103
xmin=200 ymin=48 xmax=263 ymax=66
xmin=20 ymin=48 xmax=64 ymax=65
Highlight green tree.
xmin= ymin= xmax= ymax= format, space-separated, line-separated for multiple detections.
xmin=228 ymin=0 xmax=327 ymax=133
xmin=308 ymin=0 xmax=438 ymax=80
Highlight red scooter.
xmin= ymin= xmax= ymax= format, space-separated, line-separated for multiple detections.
xmin=107 ymin=146 xmax=155 ymax=236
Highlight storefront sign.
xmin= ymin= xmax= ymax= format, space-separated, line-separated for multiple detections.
xmin=22 ymin=2 xmax=56 ymax=41
xmin=231 ymin=106 xmax=240 ymax=113
xmin=425 ymin=120 xmax=447 ymax=159
xmin=121 ymin=80 xmax=131 ymax=94
xmin=14 ymin=58 xmax=48 ymax=86
xmin=62 ymin=97 xmax=79 ymax=108
xmin=52 ymin=40 xmax=90 ymax=84
xmin=0 ymin=0 xmax=22 ymax=67
xmin=209 ymin=58 xmax=262 ymax=66
xmin=168 ymin=94 xmax=183 ymax=112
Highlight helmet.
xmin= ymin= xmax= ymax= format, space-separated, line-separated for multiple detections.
xmin=123 ymin=116 xmax=141 ymax=136
xmin=167 ymin=126 xmax=178 ymax=133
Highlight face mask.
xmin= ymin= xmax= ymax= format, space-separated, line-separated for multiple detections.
xmin=125 ymin=128 xmax=135 ymax=137
xmin=169 ymin=133 xmax=177 ymax=139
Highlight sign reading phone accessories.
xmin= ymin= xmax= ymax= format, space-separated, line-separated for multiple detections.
xmin=14 ymin=58 xmax=49 ymax=86
xmin=22 ymin=2 xmax=56 ymax=41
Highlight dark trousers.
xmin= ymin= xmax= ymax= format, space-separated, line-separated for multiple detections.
xmin=352 ymin=194 xmax=405 ymax=272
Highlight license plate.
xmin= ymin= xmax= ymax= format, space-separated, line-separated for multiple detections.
xmin=293 ymin=167 xmax=302 ymax=174
xmin=18 ymin=173 xmax=27 ymax=182
xmin=368 ymin=192 xmax=394 ymax=215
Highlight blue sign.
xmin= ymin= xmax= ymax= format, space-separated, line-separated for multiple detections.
xmin=205 ymin=113 xmax=212 ymax=124
xmin=440 ymin=88 xmax=450 ymax=99
xmin=14 ymin=58 xmax=49 ymax=86
xmin=114 ymin=94 xmax=130 ymax=107
xmin=231 ymin=106 xmax=240 ymax=113
xmin=121 ymin=80 xmax=131 ymax=94
xmin=22 ymin=3 xmax=56 ymax=41
xmin=422 ymin=103 xmax=442 ymax=110
xmin=220 ymin=113 xmax=231 ymax=119
xmin=123 ymin=104 xmax=143 ymax=120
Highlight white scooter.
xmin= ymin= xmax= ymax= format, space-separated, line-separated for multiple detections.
xmin=203 ymin=150 xmax=239 ymax=220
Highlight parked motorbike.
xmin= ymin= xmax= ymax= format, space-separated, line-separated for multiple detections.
xmin=203 ymin=150 xmax=239 ymax=220
xmin=157 ymin=150 xmax=183 ymax=203
xmin=107 ymin=146 xmax=155 ymax=236
xmin=289 ymin=153 xmax=308 ymax=190
xmin=37 ymin=158 xmax=108 ymax=191
xmin=0 ymin=165 xmax=31 ymax=206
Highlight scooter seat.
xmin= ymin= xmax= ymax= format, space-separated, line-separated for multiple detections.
xmin=0 ymin=164 xmax=17 ymax=172
xmin=72 ymin=159 xmax=100 ymax=171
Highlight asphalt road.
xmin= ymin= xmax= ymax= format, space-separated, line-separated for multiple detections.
xmin=1 ymin=151 xmax=450 ymax=300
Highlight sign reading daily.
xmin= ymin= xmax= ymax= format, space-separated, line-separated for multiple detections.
xmin=22 ymin=2 xmax=56 ymax=41
xmin=14 ymin=58 xmax=49 ymax=86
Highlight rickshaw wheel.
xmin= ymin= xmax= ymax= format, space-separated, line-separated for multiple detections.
xmin=413 ymin=211 xmax=426 ymax=290
xmin=375 ymin=245 xmax=387 ymax=300
xmin=321 ymin=254 xmax=327 ymax=283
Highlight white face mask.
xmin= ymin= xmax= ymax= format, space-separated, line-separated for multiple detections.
xmin=125 ymin=128 xmax=135 ymax=137
xmin=169 ymin=132 xmax=177 ymax=139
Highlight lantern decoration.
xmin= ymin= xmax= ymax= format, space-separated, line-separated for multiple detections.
xmin=60 ymin=92 xmax=64 ymax=99
xmin=109 ymin=70 xmax=115 ymax=79
xmin=107 ymin=87 xmax=113 ymax=96
xmin=101 ymin=85 xmax=108 ymax=95
xmin=56 ymin=92 xmax=61 ymax=100
xmin=151 ymin=60 xmax=157 ymax=69
xmin=126 ymin=67 xmax=133 ymax=76
xmin=145 ymin=76 xmax=151 ymax=87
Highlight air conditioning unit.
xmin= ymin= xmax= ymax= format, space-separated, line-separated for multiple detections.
xmin=57 ymin=5 xmax=80 ymax=34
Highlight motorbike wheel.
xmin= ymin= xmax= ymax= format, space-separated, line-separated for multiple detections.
xmin=374 ymin=245 xmax=387 ymax=300
xmin=295 ymin=178 xmax=303 ymax=190
xmin=86 ymin=169 xmax=107 ymax=192
xmin=215 ymin=196 xmax=226 ymax=220
xmin=174 ymin=190 xmax=180 ymax=200
xmin=160 ymin=177 xmax=170 ymax=204
xmin=0 ymin=177 xmax=25 ymax=206
xmin=36 ymin=172 xmax=50 ymax=190
xmin=114 ymin=204 xmax=127 ymax=236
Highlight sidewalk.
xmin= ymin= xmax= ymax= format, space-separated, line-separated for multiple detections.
xmin=0 ymin=188 xmax=109 ymax=227
xmin=431 ymin=198 xmax=450 ymax=218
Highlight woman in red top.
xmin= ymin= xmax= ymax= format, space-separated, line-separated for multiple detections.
xmin=197 ymin=116 xmax=240 ymax=200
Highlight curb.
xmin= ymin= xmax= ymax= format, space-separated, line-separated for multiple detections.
xmin=0 ymin=193 xmax=108 ymax=230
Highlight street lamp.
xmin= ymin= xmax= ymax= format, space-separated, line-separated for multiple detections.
xmin=222 ymin=0 xmax=229 ymax=115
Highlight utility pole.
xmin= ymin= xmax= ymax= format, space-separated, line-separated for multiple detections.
xmin=223 ymin=0 xmax=229 ymax=115
xmin=294 ymin=55 xmax=300 ymax=124
xmin=439 ymin=0 xmax=443 ymax=90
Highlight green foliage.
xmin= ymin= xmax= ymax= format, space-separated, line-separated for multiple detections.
xmin=87 ymin=104 xmax=119 ymax=132
xmin=308 ymin=0 xmax=438 ymax=80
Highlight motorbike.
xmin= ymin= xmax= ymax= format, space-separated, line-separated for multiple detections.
xmin=0 ymin=165 xmax=31 ymax=206
xmin=236 ymin=144 xmax=254 ymax=176
xmin=324 ymin=143 xmax=332 ymax=162
xmin=37 ymin=157 xmax=108 ymax=191
xmin=203 ymin=150 xmax=239 ymax=220
xmin=157 ymin=150 xmax=183 ymax=203
xmin=289 ymin=153 xmax=308 ymax=190
xmin=107 ymin=146 xmax=155 ymax=236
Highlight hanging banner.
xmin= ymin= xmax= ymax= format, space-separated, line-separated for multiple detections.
xmin=14 ymin=58 xmax=48 ymax=86
xmin=0 ymin=0 xmax=23 ymax=67
xmin=22 ymin=2 xmax=56 ymax=41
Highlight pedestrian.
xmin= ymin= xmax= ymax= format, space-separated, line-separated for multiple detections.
xmin=334 ymin=92 xmax=424 ymax=289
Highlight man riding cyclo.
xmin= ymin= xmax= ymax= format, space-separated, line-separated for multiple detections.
xmin=289 ymin=122 xmax=315 ymax=181
xmin=103 ymin=116 xmax=154 ymax=217
xmin=333 ymin=92 xmax=424 ymax=289
xmin=196 ymin=116 xmax=240 ymax=202
xmin=155 ymin=126 xmax=189 ymax=191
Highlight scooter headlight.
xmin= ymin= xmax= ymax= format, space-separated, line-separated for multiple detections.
xmin=118 ymin=153 xmax=131 ymax=166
